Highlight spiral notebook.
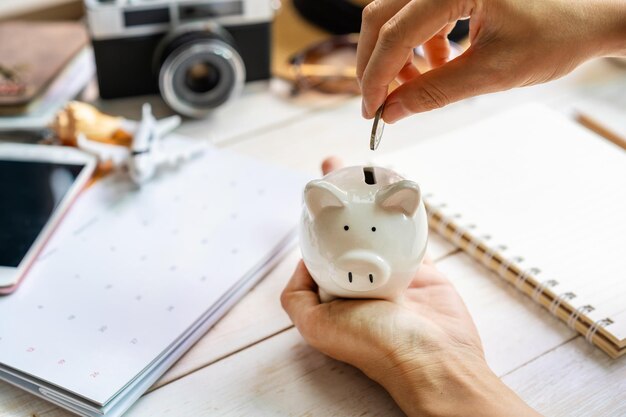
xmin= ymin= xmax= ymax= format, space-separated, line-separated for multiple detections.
xmin=0 ymin=138 xmax=307 ymax=416
xmin=377 ymin=104 xmax=626 ymax=358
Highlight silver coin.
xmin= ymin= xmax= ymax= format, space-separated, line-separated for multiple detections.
xmin=370 ymin=103 xmax=385 ymax=151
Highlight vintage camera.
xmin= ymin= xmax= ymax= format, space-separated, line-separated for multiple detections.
xmin=85 ymin=0 xmax=273 ymax=117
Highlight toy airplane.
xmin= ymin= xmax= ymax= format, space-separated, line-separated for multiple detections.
xmin=76 ymin=103 xmax=207 ymax=185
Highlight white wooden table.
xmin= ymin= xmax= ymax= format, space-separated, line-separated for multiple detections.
xmin=1 ymin=59 xmax=625 ymax=417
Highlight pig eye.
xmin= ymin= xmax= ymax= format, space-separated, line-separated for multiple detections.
xmin=371 ymin=227 xmax=376 ymax=232
xmin=344 ymin=225 xmax=349 ymax=231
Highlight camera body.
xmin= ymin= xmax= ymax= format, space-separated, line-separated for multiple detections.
xmin=85 ymin=0 xmax=273 ymax=117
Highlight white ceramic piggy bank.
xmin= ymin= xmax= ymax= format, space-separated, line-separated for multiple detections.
xmin=300 ymin=166 xmax=428 ymax=302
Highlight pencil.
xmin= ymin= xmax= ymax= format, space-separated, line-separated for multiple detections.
xmin=576 ymin=112 xmax=626 ymax=151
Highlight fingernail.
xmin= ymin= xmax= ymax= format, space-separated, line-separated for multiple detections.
xmin=383 ymin=100 xmax=409 ymax=124
xmin=361 ymin=100 xmax=367 ymax=118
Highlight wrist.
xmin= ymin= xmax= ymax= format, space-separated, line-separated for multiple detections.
xmin=376 ymin=347 xmax=540 ymax=417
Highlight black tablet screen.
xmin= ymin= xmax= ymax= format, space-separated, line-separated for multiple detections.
xmin=0 ymin=160 xmax=84 ymax=267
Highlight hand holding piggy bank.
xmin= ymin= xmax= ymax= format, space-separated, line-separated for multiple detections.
xmin=300 ymin=166 xmax=428 ymax=302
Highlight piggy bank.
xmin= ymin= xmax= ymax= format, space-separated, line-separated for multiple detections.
xmin=300 ymin=166 xmax=428 ymax=302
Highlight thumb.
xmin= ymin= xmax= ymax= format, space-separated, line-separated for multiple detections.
xmin=383 ymin=52 xmax=503 ymax=123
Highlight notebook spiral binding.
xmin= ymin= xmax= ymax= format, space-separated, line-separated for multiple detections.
xmin=422 ymin=193 xmax=616 ymax=350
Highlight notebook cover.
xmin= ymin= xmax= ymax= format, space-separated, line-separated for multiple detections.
xmin=0 ymin=21 xmax=88 ymax=110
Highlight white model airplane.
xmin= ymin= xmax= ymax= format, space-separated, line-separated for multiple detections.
xmin=77 ymin=103 xmax=207 ymax=185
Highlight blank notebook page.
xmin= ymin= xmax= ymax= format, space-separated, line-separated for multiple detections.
xmin=377 ymin=104 xmax=626 ymax=348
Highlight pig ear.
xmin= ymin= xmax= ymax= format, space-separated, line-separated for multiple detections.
xmin=376 ymin=180 xmax=421 ymax=217
xmin=304 ymin=179 xmax=346 ymax=218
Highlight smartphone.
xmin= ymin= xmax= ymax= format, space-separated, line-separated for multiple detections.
xmin=0 ymin=143 xmax=96 ymax=294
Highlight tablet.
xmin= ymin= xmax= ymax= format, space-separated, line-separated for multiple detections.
xmin=0 ymin=143 xmax=96 ymax=294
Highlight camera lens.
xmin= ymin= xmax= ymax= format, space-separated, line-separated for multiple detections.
xmin=158 ymin=37 xmax=245 ymax=118
xmin=184 ymin=62 xmax=221 ymax=93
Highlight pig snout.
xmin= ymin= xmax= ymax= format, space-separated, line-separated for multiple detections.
xmin=332 ymin=250 xmax=391 ymax=292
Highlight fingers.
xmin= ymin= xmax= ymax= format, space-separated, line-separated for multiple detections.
xmin=280 ymin=260 xmax=320 ymax=327
xmin=360 ymin=0 xmax=459 ymax=118
xmin=383 ymin=51 xmax=502 ymax=123
xmin=396 ymin=51 xmax=421 ymax=84
xmin=321 ymin=157 xmax=344 ymax=175
xmin=423 ymin=23 xmax=456 ymax=68
xmin=356 ymin=0 xmax=410 ymax=84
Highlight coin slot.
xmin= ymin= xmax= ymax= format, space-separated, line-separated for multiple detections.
xmin=363 ymin=167 xmax=376 ymax=185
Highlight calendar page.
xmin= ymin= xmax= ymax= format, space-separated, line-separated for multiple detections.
xmin=0 ymin=138 xmax=308 ymax=406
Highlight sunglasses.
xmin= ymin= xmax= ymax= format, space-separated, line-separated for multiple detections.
xmin=288 ymin=34 xmax=463 ymax=96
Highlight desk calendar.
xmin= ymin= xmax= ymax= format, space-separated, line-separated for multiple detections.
xmin=0 ymin=137 xmax=308 ymax=416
